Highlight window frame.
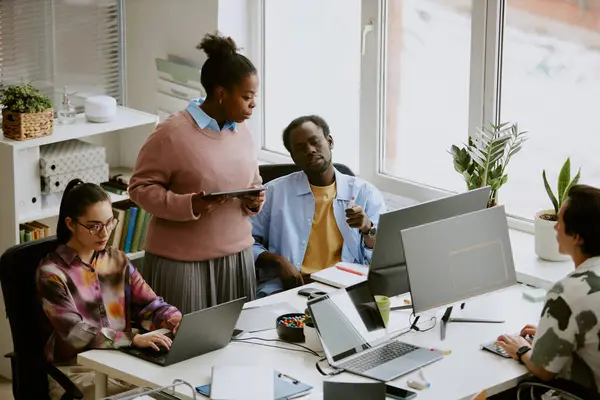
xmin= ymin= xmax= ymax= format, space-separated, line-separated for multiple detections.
xmin=252 ymin=0 xmax=533 ymax=231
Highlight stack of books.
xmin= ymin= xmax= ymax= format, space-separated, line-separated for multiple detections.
xmin=101 ymin=167 xmax=132 ymax=196
xmin=109 ymin=200 xmax=152 ymax=254
xmin=19 ymin=221 xmax=51 ymax=243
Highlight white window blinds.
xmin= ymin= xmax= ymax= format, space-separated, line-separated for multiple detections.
xmin=0 ymin=0 xmax=124 ymax=109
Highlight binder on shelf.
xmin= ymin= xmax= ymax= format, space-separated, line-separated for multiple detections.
xmin=109 ymin=199 xmax=151 ymax=255
xmin=123 ymin=206 xmax=138 ymax=254
xmin=19 ymin=221 xmax=51 ymax=244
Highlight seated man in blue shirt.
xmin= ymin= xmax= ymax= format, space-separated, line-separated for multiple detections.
xmin=251 ymin=115 xmax=386 ymax=297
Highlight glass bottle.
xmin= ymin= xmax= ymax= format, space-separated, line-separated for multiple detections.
xmin=57 ymin=86 xmax=76 ymax=124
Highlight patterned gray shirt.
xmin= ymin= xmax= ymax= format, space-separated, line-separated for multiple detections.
xmin=530 ymin=256 xmax=600 ymax=392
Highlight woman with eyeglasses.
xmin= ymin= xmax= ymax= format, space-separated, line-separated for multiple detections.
xmin=37 ymin=179 xmax=181 ymax=399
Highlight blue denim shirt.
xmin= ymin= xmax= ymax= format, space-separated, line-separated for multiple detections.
xmin=251 ymin=168 xmax=386 ymax=296
xmin=186 ymin=98 xmax=237 ymax=131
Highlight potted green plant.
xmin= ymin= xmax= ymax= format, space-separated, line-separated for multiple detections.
xmin=450 ymin=122 xmax=527 ymax=207
xmin=535 ymin=158 xmax=580 ymax=261
xmin=0 ymin=83 xmax=53 ymax=141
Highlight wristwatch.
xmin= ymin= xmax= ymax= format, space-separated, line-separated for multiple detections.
xmin=362 ymin=222 xmax=377 ymax=238
xmin=516 ymin=346 xmax=531 ymax=364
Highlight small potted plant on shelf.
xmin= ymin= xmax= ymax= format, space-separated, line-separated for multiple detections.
xmin=0 ymin=83 xmax=53 ymax=141
xmin=535 ymin=158 xmax=580 ymax=261
xmin=449 ymin=122 xmax=527 ymax=207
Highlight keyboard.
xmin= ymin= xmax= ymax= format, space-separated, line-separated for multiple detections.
xmin=339 ymin=341 xmax=418 ymax=373
xmin=481 ymin=333 xmax=533 ymax=359
xmin=481 ymin=341 xmax=510 ymax=358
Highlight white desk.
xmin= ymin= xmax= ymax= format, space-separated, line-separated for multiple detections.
xmin=510 ymin=230 xmax=572 ymax=290
xmin=78 ymin=283 xmax=544 ymax=400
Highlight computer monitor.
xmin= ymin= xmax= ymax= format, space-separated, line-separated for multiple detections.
xmin=368 ymin=186 xmax=491 ymax=298
xmin=401 ymin=205 xmax=517 ymax=340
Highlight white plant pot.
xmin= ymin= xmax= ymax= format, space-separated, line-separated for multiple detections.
xmin=534 ymin=210 xmax=569 ymax=262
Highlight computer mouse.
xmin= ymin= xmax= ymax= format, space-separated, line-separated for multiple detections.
xmin=298 ymin=287 xmax=321 ymax=297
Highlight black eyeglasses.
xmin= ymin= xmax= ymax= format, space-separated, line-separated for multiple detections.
xmin=76 ymin=218 xmax=119 ymax=236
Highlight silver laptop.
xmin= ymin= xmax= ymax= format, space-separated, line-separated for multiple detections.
xmin=121 ymin=297 xmax=246 ymax=366
xmin=307 ymin=281 xmax=443 ymax=382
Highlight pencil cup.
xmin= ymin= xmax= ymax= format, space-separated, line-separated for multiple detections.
xmin=374 ymin=295 xmax=390 ymax=326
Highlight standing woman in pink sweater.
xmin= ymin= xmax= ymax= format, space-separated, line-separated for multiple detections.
xmin=128 ymin=32 xmax=264 ymax=314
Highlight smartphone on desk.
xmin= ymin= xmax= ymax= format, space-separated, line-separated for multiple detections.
xmin=387 ymin=385 xmax=417 ymax=400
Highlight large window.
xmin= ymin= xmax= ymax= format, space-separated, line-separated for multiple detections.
xmin=258 ymin=0 xmax=599 ymax=225
xmin=263 ymin=0 xmax=361 ymax=172
xmin=500 ymin=0 xmax=600 ymax=219
xmin=381 ymin=0 xmax=472 ymax=194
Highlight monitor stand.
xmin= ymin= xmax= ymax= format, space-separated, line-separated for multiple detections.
xmin=440 ymin=304 xmax=504 ymax=340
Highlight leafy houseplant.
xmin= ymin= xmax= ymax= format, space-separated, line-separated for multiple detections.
xmin=535 ymin=158 xmax=580 ymax=261
xmin=450 ymin=122 xmax=527 ymax=207
xmin=0 ymin=83 xmax=53 ymax=141
xmin=540 ymin=158 xmax=581 ymax=221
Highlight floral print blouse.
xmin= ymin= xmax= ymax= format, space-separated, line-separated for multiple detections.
xmin=37 ymin=244 xmax=181 ymax=363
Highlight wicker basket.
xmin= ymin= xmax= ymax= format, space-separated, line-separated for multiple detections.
xmin=2 ymin=108 xmax=54 ymax=141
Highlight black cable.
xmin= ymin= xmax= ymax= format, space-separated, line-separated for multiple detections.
xmin=409 ymin=312 xmax=437 ymax=333
xmin=316 ymin=356 xmax=343 ymax=376
xmin=232 ymin=337 xmax=321 ymax=356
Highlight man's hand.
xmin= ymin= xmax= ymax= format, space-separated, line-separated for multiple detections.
xmin=256 ymin=252 xmax=304 ymax=289
xmin=132 ymin=331 xmax=173 ymax=351
xmin=345 ymin=202 xmax=371 ymax=233
xmin=495 ymin=334 xmax=531 ymax=360
xmin=278 ymin=257 xmax=304 ymax=289
xmin=241 ymin=186 xmax=265 ymax=211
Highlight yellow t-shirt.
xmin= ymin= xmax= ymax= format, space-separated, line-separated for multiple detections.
xmin=301 ymin=182 xmax=344 ymax=275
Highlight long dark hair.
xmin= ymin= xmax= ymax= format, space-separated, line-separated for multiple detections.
xmin=56 ymin=178 xmax=110 ymax=244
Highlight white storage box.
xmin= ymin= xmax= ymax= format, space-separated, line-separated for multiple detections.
xmin=41 ymin=163 xmax=109 ymax=194
xmin=40 ymin=139 xmax=106 ymax=177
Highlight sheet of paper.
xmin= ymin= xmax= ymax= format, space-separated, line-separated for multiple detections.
xmin=210 ymin=365 xmax=273 ymax=400
xmin=236 ymin=302 xmax=300 ymax=332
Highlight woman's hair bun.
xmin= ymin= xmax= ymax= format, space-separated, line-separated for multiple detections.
xmin=197 ymin=32 xmax=238 ymax=59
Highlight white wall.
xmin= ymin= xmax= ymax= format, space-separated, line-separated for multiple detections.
xmin=124 ymin=0 xmax=262 ymax=147
xmin=124 ymin=0 xmax=219 ymax=113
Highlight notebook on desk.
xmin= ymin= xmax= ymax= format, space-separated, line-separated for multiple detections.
xmin=310 ymin=262 xmax=368 ymax=288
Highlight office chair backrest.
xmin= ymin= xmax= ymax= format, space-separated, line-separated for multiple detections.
xmin=259 ymin=163 xmax=355 ymax=184
xmin=0 ymin=237 xmax=59 ymax=399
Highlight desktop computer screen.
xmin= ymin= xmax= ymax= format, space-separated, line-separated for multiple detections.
xmin=401 ymin=205 xmax=517 ymax=321
xmin=368 ymin=186 xmax=491 ymax=298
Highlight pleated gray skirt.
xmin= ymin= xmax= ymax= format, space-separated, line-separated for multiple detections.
xmin=142 ymin=247 xmax=256 ymax=315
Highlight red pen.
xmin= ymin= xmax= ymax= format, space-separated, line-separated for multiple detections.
xmin=336 ymin=265 xmax=366 ymax=276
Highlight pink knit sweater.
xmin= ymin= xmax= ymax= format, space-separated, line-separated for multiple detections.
xmin=129 ymin=111 xmax=261 ymax=262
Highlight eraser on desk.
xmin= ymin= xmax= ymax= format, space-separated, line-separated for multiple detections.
xmin=407 ymin=380 xmax=430 ymax=390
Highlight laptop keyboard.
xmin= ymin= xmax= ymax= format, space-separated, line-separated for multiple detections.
xmin=339 ymin=341 xmax=419 ymax=373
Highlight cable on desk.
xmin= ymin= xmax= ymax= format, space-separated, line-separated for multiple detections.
xmin=316 ymin=356 xmax=343 ymax=376
xmin=232 ymin=337 xmax=321 ymax=356
xmin=409 ymin=312 xmax=437 ymax=333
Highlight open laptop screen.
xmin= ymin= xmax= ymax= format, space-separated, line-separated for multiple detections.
xmin=308 ymin=281 xmax=387 ymax=362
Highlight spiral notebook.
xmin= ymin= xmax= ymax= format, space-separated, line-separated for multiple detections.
xmin=310 ymin=262 xmax=368 ymax=288
xmin=196 ymin=369 xmax=313 ymax=400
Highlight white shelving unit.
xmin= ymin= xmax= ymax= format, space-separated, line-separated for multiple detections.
xmin=0 ymin=106 xmax=158 ymax=378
